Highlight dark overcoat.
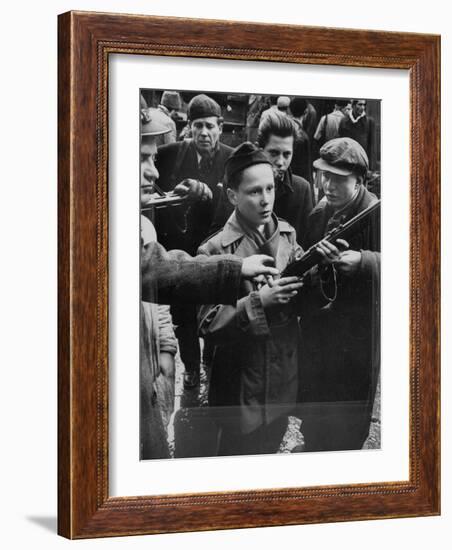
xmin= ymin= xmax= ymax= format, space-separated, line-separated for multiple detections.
xmin=299 ymin=185 xmax=380 ymax=450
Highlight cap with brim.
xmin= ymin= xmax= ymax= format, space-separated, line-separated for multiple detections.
xmin=141 ymin=107 xmax=172 ymax=137
xmin=313 ymin=137 xmax=369 ymax=176
xmin=225 ymin=141 xmax=272 ymax=186
xmin=313 ymin=157 xmax=355 ymax=176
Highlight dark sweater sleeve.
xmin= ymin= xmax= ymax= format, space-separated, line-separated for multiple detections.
xmin=141 ymin=241 xmax=241 ymax=305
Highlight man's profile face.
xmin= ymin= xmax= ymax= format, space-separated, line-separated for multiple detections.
xmin=227 ymin=163 xmax=275 ymax=228
xmin=262 ymin=134 xmax=294 ymax=182
xmin=190 ymin=116 xmax=222 ymax=156
xmin=321 ymin=171 xmax=360 ymax=209
xmin=353 ymin=100 xmax=366 ymax=117
xmin=140 ymin=137 xmax=159 ymax=206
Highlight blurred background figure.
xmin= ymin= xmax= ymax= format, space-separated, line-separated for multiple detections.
xmin=276 ymin=95 xmax=291 ymax=113
xmin=339 ymin=99 xmax=376 ymax=170
xmin=314 ymin=99 xmax=352 ymax=146
xmin=156 ymin=90 xmax=183 ymax=144
xmin=289 ymin=96 xmax=313 ymax=188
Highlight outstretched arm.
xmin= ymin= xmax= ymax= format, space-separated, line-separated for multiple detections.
xmin=141 ymin=241 xmax=279 ymax=305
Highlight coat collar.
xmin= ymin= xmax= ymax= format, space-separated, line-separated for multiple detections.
xmin=221 ymin=210 xmax=293 ymax=247
xmin=276 ymin=169 xmax=294 ymax=194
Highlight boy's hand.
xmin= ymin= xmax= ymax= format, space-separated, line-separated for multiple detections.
xmin=259 ymin=276 xmax=304 ymax=309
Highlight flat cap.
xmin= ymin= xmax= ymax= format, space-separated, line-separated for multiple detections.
xmin=313 ymin=137 xmax=369 ymax=176
xmin=161 ymin=90 xmax=182 ymax=110
xmin=225 ymin=142 xmax=272 ymax=187
xmin=188 ymin=94 xmax=222 ymax=120
xmin=141 ymin=107 xmax=172 ymax=137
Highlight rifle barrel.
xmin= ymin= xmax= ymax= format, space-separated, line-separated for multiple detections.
xmin=282 ymin=199 xmax=380 ymax=278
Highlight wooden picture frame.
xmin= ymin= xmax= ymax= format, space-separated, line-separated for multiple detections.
xmin=58 ymin=10 xmax=440 ymax=539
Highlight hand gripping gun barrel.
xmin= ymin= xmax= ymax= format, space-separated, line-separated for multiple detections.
xmin=140 ymin=182 xmax=188 ymax=213
xmin=282 ymin=199 xmax=381 ymax=278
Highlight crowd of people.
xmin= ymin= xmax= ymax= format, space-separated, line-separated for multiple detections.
xmin=139 ymin=91 xmax=380 ymax=459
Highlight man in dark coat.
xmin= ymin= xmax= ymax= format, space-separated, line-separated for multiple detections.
xmin=299 ymin=137 xmax=380 ymax=452
xmin=153 ymin=94 xmax=233 ymax=252
xmin=339 ymin=99 xmax=377 ymax=170
xmin=152 ymin=94 xmax=234 ymax=388
xmin=289 ymin=96 xmax=313 ymax=185
xmin=211 ymin=110 xmax=313 ymax=245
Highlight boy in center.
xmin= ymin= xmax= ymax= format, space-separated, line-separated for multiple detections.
xmin=198 ymin=142 xmax=304 ymax=456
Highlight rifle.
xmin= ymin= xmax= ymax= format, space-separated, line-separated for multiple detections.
xmin=141 ymin=180 xmax=188 ymax=212
xmin=141 ymin=192 xmax=187 ymax=212
xmin=282 ymin=199 xmax=380 ymax=278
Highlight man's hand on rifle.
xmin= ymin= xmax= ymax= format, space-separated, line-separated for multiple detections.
xmin=173 ymin=178 xmax=212 ymax=202
xmin=316 ymin=238 xmax=361 ymax=275
xmin=241 ymin=255 xmax=279 ymax=280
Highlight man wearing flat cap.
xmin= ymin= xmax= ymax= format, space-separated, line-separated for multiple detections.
xmin=198 ymin=142 xmax=304 ymax=456
xmin=298 ymin=137 xmax=380 ymax=452
xmin=152 ymin=93 xmax=234 ymax=389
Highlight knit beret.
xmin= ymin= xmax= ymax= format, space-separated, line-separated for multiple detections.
xmin=225 ymin=142 xmax=272 ymax=187
xmin=313 ymin=137 xmax=369 ymax=176
xmin=188 ymin=94 xmax=222 ymax=120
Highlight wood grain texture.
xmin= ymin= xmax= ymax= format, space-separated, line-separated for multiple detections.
xmin=57 ymin=10 xmax=440 ymax=539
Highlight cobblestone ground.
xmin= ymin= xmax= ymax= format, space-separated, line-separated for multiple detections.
xmin=167 ymin=341 xmax=381 ymax=457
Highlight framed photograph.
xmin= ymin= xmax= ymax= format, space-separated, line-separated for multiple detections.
xmin=58 ymin=11 xmax=440 ymax=538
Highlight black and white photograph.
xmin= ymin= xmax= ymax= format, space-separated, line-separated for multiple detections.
xmin=1 ymin=0 xmax=446 ymax=544
xmin=139 ymin=89 xmax=381 ymax=460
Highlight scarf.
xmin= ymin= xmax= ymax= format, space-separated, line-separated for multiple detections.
xmin=349 ymin=110 xmax=366 ymax=124
xmin=235 ymin=210 xmax=279 ymax=260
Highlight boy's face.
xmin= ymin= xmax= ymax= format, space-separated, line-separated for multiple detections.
xmin=321 ymin=170 xmax=360 ymax=209
xmin=227 ymin=163 xmax=275 ymax=228
xmin=262 ymin=134 xmax=294 ymax=182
